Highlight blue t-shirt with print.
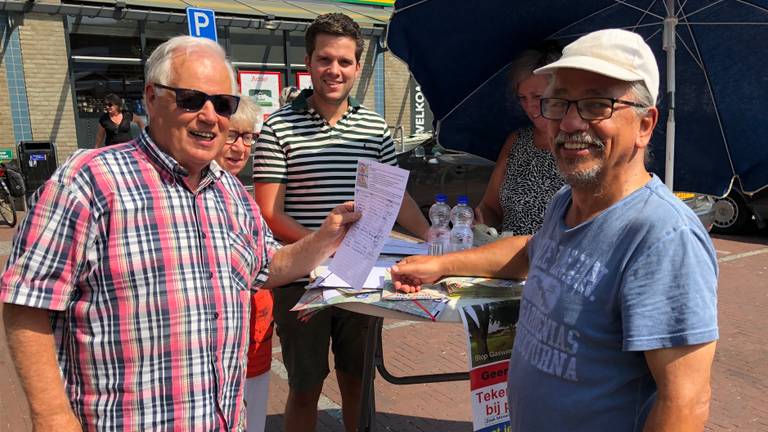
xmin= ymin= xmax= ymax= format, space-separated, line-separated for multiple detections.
xmin=507 ymin=175 xmax=718 ymax=432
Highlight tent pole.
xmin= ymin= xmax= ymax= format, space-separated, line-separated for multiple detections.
xmin=663 ymin=0 xmax=677 ymax=190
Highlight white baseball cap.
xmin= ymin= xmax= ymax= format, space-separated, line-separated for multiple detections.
xmin=534 ymin=29 xmax=659 ymax=104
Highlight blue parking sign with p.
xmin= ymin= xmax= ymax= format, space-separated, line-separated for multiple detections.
xmin=186 ymin=7 xmax=217 ymax=42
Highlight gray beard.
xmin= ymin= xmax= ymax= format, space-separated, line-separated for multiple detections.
xmin=556 ymin=153 xmax=605 ymax=191
xmin=563 ymin=164 xmax=603 ymax=189
xmin=553 ymin=132 xmax=606 ymax=191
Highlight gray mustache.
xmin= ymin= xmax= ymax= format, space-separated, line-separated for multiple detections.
xmin=554 ymin=132 xmax=605 ymax=149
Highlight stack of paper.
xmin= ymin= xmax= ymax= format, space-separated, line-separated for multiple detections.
xmin=380 ymin=237 xmax=429 ymax=256
xmin=308 ymin=257 xmax=399 ymax=290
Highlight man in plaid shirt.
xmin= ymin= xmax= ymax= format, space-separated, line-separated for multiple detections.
xmin=1 ymin=36 xmax=359 ymax=431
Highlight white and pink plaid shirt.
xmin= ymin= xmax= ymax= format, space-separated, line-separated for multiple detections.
xmin=0 ymin=131 xmax=279 ymax=431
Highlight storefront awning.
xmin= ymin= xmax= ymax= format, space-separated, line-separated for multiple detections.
xmin=60 ymin=0 xmax=392 ymax=27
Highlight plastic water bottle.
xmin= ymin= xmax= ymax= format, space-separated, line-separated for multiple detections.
xmin=427 ymin=193 xmax=451 ymax=255
xmin=449 ymin=195 xmax=474 ymax=252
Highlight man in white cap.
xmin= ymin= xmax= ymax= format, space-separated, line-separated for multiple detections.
xmin=390 ymin=29 xmax=718 ymax=431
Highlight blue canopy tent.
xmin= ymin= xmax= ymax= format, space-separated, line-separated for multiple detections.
xmin=387 ymin=0 xmax=768 ymax=197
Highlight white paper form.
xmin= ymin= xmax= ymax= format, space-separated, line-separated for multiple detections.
xmin=381 ymin=237 xmax=429 ymax=256
xmin=328 ymin=160 xmax=409 ymax=290
xmin=310 ymin=257 xmax=399 ymax=289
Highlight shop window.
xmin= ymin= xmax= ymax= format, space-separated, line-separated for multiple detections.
xmin=68 ymin=17 xmax=141 ymax=58
xmin=230 ymin=28 xmax=284 ymax=64
xmin=72 ymin=63 xmax=146 ymax=148
xmin=143 ymin=23 xmax=229 ymax=60
xmin=144 ymin=22 xmax=190 ymax=59
xmin=70 ymin=33 xmax=142 ymax=59
xmin=287 ymin=33 xmax=307 ymax=66
xmin=74 ymin=63 xmax=145 ymax=113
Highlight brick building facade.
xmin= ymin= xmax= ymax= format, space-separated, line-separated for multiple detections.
xmin=0 ymin=1 xmax=428 ymax=164
xmin=18 ymin=14 xmax=79 ymax=157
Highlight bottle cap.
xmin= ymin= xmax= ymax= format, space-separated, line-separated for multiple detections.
xmin=435 ymin=193 xmax=447 ymax=203
xmin=457 ymin=195 xmax=469 ymax=205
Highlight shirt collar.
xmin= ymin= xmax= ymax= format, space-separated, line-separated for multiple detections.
xmin=137 ymin=129 xmax=224 ymax=184
xmin=291 ymin=88 xmax=361 ymax=113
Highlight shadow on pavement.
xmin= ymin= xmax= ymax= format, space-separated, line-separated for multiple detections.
xmin=266 ymin=411 xmax=473 ymax=432
xmin=711 ymin=230 xmax=768 ymax=246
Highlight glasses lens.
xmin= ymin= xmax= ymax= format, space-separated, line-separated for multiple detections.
xmin=541 ymin=98 xmax=568 ymax=120
xmin=577 ymin=98 xmax=614 ymax=120
xmin=225 ymin=132 xmax=239 ymax=144
xmin=242 ymin=133 xmax=256 ymax=146
xmin=174 ymin=89 xmax=207 ymax=112
xmin=212 ymin=95 xmax=239 ymax=117
xmin=105 ymin=103 xmax=113 ymax=107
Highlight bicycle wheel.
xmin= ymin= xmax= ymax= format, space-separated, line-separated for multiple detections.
xmin=0 ymin=184 xmax=17 ymax=228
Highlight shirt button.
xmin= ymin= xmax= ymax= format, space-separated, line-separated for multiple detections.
xmin=201 ymin=232 xmax=207 ymax=239
xmin=208 ymin=272 xmax=214 ymax=280
xmin=213 ymin=312 xmax=219 ymax=319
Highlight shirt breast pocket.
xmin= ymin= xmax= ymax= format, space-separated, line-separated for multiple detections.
xmin=229 ymin=231 xmax=257 ymax=292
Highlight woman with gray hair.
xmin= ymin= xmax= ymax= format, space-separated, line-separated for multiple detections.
xmin=215 ymin=96 xmax=271 ymax=432
xmin=475 ymin=42 xmax=565 ymax=235
xmin=218 ymin=97 xmax=261 ymax=175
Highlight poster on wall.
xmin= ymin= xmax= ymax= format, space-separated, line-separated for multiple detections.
xmin=296 ymin=72 xmax=313 ymax=90
xmin=459 ymin=300 xmax=520 ymax=432
xmin=238 ymin=71 xmax=282 ymax=117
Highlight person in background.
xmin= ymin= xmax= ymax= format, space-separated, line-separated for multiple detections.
xmin=474 ymin=43 xmax=564 ymax=235
xmin=215 ymin=96 xmax=272 ymax=432
xmin=391 ymin=29 xmax=718 ymax=432
xmin=2 ymin=35 xmax=360 ymax=432
xmin=94 ymin=93 xmax=145 ymax=148
xmin=280 ymin=86 xmax=301 ymax=107
xmin=253 ymin=13 xmax=429 ymax=432
xmin=218 ymin=97 xmax=260 ymax=175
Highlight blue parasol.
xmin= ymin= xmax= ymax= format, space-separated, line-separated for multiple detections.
xmin=387 ymin=0 xmax=768 ymax=196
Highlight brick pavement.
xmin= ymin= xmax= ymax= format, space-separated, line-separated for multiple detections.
xmin=706 ymin=234 xmax=768 ymax=432
xmin=1 ymin=215 xmax=767 ymax=431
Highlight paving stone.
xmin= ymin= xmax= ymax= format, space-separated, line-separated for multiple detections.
xmin=1 ymin=224 xmax=767 ymax=431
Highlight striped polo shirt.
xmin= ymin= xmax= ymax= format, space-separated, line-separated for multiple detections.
xmin=252 ymin=89 xmax=398 ymax=231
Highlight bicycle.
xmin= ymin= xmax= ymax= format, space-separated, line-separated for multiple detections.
xmin=0 ymin=163 xmax=21 ymax=228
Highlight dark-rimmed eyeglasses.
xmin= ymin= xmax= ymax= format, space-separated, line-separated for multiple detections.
xmin=225 ymin=131 xmax=258 ymax=147
xmin=153 ymin=83 xmax=240 ymax=117
xmin=540 ymin=97 xmax=646 ymax=121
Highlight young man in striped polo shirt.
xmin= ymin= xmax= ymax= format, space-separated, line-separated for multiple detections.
xmin=253 ymin=13 xmax=429 ymax=432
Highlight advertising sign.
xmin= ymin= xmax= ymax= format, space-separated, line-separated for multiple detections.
xmin=238 ymin=71 xmax=283 ymax=117
xmin=410 ymin=76 xmax=434 ymax=134
xmin=296 ymin=72 xmax=313 ymax=90
xmin=460 ymin=300 xmax=520 ymax=432
xmin=186 ymin=7 xmax=217 ymax=42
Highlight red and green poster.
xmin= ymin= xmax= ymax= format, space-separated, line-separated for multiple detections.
xmin=460 ymin=300 xmax=520 ymax=432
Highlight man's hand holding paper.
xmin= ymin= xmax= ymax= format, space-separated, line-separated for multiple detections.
xmin=328 ymin=160 xmax=411 ymax=290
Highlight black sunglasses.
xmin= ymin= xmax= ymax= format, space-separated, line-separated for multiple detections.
xmin=153 ymin=83 xmax=240 ymax=117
